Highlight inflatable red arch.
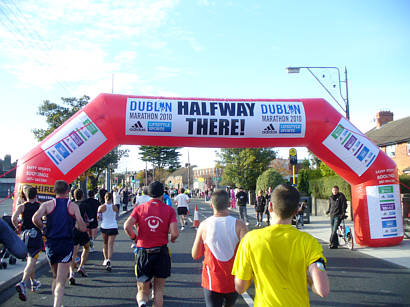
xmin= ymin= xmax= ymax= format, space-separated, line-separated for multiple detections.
xmin=14 ymin=94 xmax=403 ymax=247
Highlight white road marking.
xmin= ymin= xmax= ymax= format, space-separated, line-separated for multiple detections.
xmin=242 ymin=291 xmax=254 ymax=306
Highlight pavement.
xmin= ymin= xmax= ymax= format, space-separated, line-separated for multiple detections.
xmin=1 ymin=197 xmax=410 ymax=301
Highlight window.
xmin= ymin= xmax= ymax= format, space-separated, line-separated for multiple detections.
xmin=407 ymin=142 xmax=410 ymax=156
xmin=386 ymin=145 xmax=395 ymax=158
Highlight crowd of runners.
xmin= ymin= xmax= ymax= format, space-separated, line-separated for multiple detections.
xmin=8 ymin=180 xmax=330 ymax=307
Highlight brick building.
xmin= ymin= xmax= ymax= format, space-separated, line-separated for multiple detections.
xmin=366 ymin=111 xmax=410 ymax=175
xmin=192 ymin=167 xmax=223 ymax=191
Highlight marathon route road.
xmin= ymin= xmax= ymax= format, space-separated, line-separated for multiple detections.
xmin=1 ymin=199 xmax=410 ymax=306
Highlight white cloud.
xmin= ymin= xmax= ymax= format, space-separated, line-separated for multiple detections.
xmin=0 ymin=0 xmax=182 ymax=94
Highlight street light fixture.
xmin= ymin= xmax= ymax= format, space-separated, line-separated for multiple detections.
xmin=286 ymin=66 xmax=350 ymax=120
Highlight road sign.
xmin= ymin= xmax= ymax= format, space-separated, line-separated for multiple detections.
xmin=289 ymin=148 xmax=298 ymax=165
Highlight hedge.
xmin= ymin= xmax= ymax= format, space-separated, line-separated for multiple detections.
xmin=308 ymin=176 xmax=351 ymax=201
xmin=400 ymin=175 xmax=410 ymax=194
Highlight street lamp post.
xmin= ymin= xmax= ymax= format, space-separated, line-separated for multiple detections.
xmin=286 ymin=66 xmax=350 ymax=120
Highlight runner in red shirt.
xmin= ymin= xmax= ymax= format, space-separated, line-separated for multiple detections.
xmin=124 ymin=181 xmax=179 ymax=307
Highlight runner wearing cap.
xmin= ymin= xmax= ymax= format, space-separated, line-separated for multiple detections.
xmin=124 ymin=181 xmax=179 ymax=307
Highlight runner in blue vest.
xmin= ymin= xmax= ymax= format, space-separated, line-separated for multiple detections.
xmin=33 ymin=180 xmax=86 ymax=307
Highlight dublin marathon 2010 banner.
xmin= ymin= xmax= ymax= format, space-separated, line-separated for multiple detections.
xmin=14 ymin=94 xmax=403 ymax=247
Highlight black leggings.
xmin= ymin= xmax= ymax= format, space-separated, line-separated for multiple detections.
xmin=203 ymin=288 xmax=238 ymax=307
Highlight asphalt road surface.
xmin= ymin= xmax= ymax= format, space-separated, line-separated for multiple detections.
xmin=1 ymin=199 xmax=410 ymax=306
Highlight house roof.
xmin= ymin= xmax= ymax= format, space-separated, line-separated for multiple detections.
xmin=365 ymin=116 xmax=410 ymax=146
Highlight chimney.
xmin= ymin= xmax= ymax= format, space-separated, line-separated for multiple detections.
xmin=376 ymin=111 xmax=393 ymax=128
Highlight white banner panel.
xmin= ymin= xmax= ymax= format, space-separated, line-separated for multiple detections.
xmin=41 ymin=112 xmax=107 ymax=175
xmin=125 ymin=98 xmax=306 ymax=138
xmin=366 ymin=184 xmax=403 ymax=239
xmin=322 ymin=118 xmax=379 ymax=176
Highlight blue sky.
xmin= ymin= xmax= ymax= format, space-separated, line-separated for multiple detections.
xmin=0 ymin=0 xmax=409 ymax=172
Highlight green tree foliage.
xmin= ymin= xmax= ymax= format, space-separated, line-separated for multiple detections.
xmin=256 ymin=169 xmax=285 ymax=194
xmin=319 ymin=162 xmax=336 ymax=177
xmin=300 ymin=158 xmax=310 ymax=170
xmin=33 ymin=96 xmax=128 ymax=189
xmin=33 ymin=96 xmax=90 ymax=140
xmin=139 ymin=146 xmax=181 ymax=176
xmin=218 ymin=148 xmax=276 ymax=191
xmin=309 ymin=175 xmax=352 ymax=200
xmin=297 ymin=168 xmax=309 ymax=194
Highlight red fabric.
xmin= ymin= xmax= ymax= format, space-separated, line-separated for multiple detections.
xmin=201 ymin=244 xmax=236 ymax=293
xmin=131 ymin=199 xmax=177 ymax=248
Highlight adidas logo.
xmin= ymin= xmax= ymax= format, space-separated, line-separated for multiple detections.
xmin=262 ymin=124 xmax=277 ymax=134
xmin=130 ymin=121 xmax=145 ymax=132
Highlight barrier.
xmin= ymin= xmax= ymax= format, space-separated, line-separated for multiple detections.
xmin=13 ymin=94 xmax=403 ymax=247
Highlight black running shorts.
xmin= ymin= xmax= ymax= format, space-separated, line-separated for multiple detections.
xmin=177 ymin=207 xmax=188 ymax=215
xmin=73 ymin=228 xmax=90 ymax=246
xmin=22 ymin=228 xmax=43 ymax=258
xmin=101 ymin=228 xmax=118 ymax=236
xmin=136 ymin=245 xmax=171 ymax=282
xmin=45 ymin=239 xmax=74 ymax=265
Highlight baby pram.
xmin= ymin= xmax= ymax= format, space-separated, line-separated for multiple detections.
xmin=0 ymin=216 xmax=25 ymax=269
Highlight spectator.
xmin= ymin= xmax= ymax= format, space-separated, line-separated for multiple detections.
xmin=326 ymin=185 xmax=347 ymax=249
xmin=236 ymin=188 xmax=249 ymax=226
xmin=255 ymin=190 xmax=266 ymax=227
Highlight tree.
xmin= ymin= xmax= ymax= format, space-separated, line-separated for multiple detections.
xmin=320 ymin=162 xmax=336 ymax=177
xmin=270 ymin=158 xmax=292 ymax=177
xmin=297 ymin=168 xmax=309 ymax=194
xmin=33 ymin=96 xmax=128 ymax=189
xmin=256 ymin=169 xmax=285 ymax=194
xmin=218 ymin=148 xmax=276 ymax=191
xmin=33 ymin=96 xmax=90 ymax=140
xmin=308 ymin=150 xmax=321 ymax=169
xmin=138 ymin=146 xmax=181 ymax=180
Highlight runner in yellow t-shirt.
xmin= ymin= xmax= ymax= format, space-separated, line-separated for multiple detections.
xmin=232 ymin=184 xmax=329 ymax=307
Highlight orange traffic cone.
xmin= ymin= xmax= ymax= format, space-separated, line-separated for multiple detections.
xmin=193 ymin=204 xmax=200 ymax=228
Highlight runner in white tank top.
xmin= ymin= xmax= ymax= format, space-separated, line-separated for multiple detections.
xmin=101 ymin=203 xmax=118 ymax=229
xmin=192 ymin=189 xmax=248 ymax=307
xmin=98 ymin=193 xmax=119 ymax=271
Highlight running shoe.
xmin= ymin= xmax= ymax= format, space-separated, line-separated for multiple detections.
xmin=15 ymin=281 xmax=26 ymax=301
xmin=69 ymin=275 xmax=76 ymax=285
xmin=77 ymin=266 xmax=88 ymax=277
xmin=31 ymin=279 xmax=41 ymax=292
xmin=102 ymin=259 xmax=108 ymax=266
xmin=180 ymin=226 xmax=184 ymax=231
xmin=106 ymin=260 xmax=112 ymax=272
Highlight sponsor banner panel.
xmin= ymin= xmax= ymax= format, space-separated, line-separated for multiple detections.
xmin=366 ymin=184 xmax=403 ymax=239
xmin=322 ymin=118 xmax=379 ymax=176
xmin=125 ymin=98 xmax=306 ymax=138
xmin=41 ymin=112 xmax=107 ymax=175
xmin=17 ymin=182 xmax=55 ymax=202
